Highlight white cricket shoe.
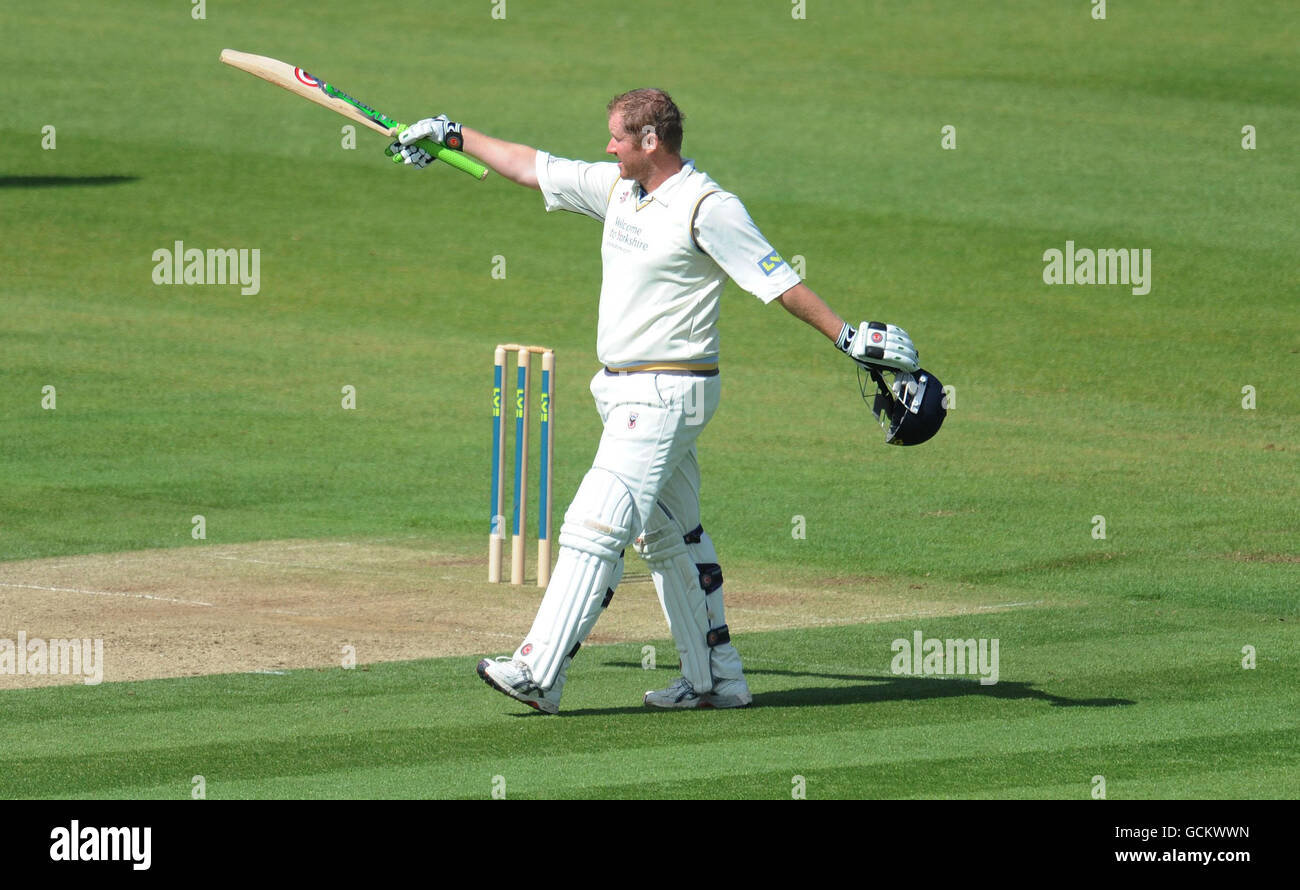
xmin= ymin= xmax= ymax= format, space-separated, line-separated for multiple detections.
xmin=476 ymin=657 xmax=560 ymax=715
xmin=643 ymin=675 xmax=753 ymax=709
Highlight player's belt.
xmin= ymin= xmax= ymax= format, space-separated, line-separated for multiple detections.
xmin=604 ymin=361 xmax=719 ymax=377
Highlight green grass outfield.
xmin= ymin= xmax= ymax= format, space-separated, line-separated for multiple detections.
xmin=2 ymin=605 xmax=1296 ymax=800
xmin=1 ymin=0 xmax=1296 ymax=798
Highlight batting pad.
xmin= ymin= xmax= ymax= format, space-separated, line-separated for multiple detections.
xmin=652 ymin=460 xmax=745 ymax=684
xmin=539 ymin=549 xmax=625 ymax=700
xmin=686 ymin=526 xmax=745 ymax=682
xmin=635 ymin=512 xmax=713 ymax=693
xmin=516 ymin=468 xmax=634 ymax=690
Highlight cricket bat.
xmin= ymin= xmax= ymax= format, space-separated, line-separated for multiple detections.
xmin=219 ymin=49 xmax=488 ymax=181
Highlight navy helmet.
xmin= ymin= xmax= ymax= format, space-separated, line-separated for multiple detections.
xmin=860 ymin=366 xmax=946 ymax=446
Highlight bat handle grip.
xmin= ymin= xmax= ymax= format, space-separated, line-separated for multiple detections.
xmin=421 ymin=138 xmax=490 ymax=180
xmin=389 ymin=125 xmax=489 ymax=180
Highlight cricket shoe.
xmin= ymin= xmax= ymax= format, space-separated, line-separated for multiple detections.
xmin=476 ymin=657 xmax=560 ymax=715
xmin=643 ymin=675 xmax=753 ymax=709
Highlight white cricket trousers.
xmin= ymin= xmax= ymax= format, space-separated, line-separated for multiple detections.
xmin=513 ymin=369 xmax=721 ymax=691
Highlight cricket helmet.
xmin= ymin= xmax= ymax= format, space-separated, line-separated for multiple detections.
xmin=859 ymin=365 xmax=946 ymax=446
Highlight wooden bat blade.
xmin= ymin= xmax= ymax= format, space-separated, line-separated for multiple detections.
xmin=219 ymin=49 xmax=393 ymax=138
xmin=219 ymin=49 xmax=488 ymax=180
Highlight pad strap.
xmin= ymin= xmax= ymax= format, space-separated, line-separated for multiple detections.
xmin=697 ymin=563 xmax=723 ymax=594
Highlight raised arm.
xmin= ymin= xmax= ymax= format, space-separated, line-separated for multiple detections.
xmin=460 ymin=126 xmax=539 ymax=190
xmin=392 ymin=115 xmax=540 ymax=189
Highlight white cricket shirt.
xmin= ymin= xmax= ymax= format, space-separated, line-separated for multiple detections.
xmin=535 ymin=151 xmax=801 ymax=368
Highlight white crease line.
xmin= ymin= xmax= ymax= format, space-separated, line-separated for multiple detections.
xmin=273 ymin=540 xmax=450 ymax=552
xmin=0 ymin=583 xmax=311 ymax=616
xmin=275 ymin=542 xmax=357 ymax=551
xmin=244 ymin=536 xmax=432 ymax=553
xmin=976 ymin=600 xmax=1042 ymax=610
xmin=197 ymin=554 xmax=419 ymax=576
xmin=17 ymin=558 xmax=136 ymax=571
xmin=448 ymin=627 xmax=524 ymax=642
xmin=5 ymin=541 xmax=398 ymax=569
xmin=0 ymin=582 xmax=214 ymax=607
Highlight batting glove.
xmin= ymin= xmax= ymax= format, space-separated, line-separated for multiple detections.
xmin=399 ymin=115 xmax=464 ymax=151
xmin=842 ymin=321 xmax=920 ymax=374
xmin=387 ymin=141 xmax=434 ymax=168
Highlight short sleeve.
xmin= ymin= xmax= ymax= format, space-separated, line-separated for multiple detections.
xmin=693 ymin=194 xmax=801 ymax=303
xmin=535 ymin=151 xmax=622 ymax=222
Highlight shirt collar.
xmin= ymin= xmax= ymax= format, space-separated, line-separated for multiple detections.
xmin=637 ymin=159 xmax=694 ymax=207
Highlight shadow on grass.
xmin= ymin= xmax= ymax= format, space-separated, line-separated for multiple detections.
xmin=594 ymin=661 xmax=1132 ymax=714
xmin=510 ymin=705 xmax=650 ymax=718
xmin=0 ymin=175 xmax=139 ymax=188
xmin=751 ymin=674 xmax=1132 ymax=709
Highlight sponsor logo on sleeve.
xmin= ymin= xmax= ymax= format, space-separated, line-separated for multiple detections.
xmin=758 ymin=250 xmax=786 ymax=276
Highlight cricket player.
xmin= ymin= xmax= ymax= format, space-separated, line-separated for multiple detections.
xmin=391 ymin=89 xmax=920 ymax=713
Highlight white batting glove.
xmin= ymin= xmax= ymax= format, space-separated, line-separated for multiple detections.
xmin=398 ymin=115 xmax=464 ymax=151
xmin=388 ymin=141 xmax=434 ymax=168
xmin=844 ymin=321 xmax=919 ymax=374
